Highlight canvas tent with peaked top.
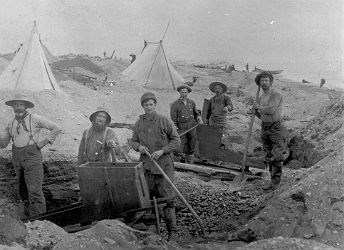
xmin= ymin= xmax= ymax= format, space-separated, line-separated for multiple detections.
xmin=0 ymin=21 xmax=61 ymax=92
xmin=122 ymin=23 xmax=184 ymax=90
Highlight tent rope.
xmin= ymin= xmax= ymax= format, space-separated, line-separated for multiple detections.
xmin=161 ymin=43 xmax=176 ymax=90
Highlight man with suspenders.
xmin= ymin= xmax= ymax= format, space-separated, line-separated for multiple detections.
xmin=77 ymin=107 xmax=120 ymax=165
xmin=0 ymin=94 xmax=61 ymax=216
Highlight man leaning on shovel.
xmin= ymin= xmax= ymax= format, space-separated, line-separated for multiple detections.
xmin=170 ymin=84 xmax=203 ymax=164
xmin=248 ymin=71 xmax=287 ymax=191
xmin=0 ymin=93 xmax=61 ymax=216
xmin=131 ymin=92 xmax=181 ymax=241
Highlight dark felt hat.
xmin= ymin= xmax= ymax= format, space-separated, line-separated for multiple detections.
xmin=140 ymin=92 xmax=157 ymax=105
xmin=209 ymin=81 xmax=227 ymax=93
xmin=254 ymin=71 xmax=273 ymax=86
xmin=176 ymin=84 xmax=192 ymax=93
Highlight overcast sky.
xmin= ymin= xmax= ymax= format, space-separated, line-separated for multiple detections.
xmin=0 ymin=0 xmax=343 ymax=82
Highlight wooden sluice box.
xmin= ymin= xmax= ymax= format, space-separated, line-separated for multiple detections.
xmin=78 ymin=162 xmax=151 ymax=222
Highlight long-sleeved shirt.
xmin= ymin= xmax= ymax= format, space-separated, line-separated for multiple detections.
xmin=257 ymin=88 xmax=283 ymax=123
xmin=170 ymin=98 xmax=199 ymax=129
xmin=77 ymin=127 xmax=119 ymax=166
xmin=0 ymin=113 xmax=61 ymax=148
xmin=206 ymin=94 xmax=233 ymax=126
xmin=131 ymin=111 xmax=180 ymax=173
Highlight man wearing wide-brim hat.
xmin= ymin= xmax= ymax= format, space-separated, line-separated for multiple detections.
xmin=170 ymin=84 xmax=203 ymax=164
xmin=249 ymin=71 xmax=287 ymax=191
xmin=77 ymin=107 xmax=120 ymax=165
xmin=0 ymin=93 xmax=62 ymax=216
xmin=205 ymin=81 xmax=233 ymax=127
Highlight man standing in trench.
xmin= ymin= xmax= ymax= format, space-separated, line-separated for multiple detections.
xmin=0 ymin=94 xmax=61 ymax=216
xmin=250 ymin=71 xmax=287 ymax=191
xmin=205 ymin=81 xmax=233 ymax=128
xmin=170 ymin=84 xmax=203 ymax=164
xmin=131 ymin=92 xmax=180 ymax=241
xmin=78 ymin=107 xmax=120 ymax=165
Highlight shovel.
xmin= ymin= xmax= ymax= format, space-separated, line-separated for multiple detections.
xmin=143 ymin=148 xmax=205 ymax=235
xmin=232 ymin=85 xmax=261 ymax=187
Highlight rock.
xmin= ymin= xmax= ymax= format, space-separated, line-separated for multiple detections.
xmin=311 ymin=221 xmax=327 ymax=237
xmin=0 ymin=243 xmax=27 ymax=250
xmin=0 ymin=209 xmax=27 ymax=245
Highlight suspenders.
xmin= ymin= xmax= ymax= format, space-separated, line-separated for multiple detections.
xmin=84 ymin=127 xmax=109 ymax=161
xmin=10 ymin=114 xmax=36 ymax=145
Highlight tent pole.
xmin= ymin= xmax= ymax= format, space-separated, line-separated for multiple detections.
xmin=161 ymin=43 xmax=176 ymax=90
xmin=144 ymin=43 xmax=161 ymax=87
xmin=161 ymin=20 xmax=171 ymax=41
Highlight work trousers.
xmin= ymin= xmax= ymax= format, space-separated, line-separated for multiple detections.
xmin=179 ymin=128 xmax=197 ymax=156
xmin=12 ymin=144 xmax=46 ymax=216
xmin=144 ymin=169 xmax=177 ymax=233
xmin=261 ymin=121 xmax=286 ymax=186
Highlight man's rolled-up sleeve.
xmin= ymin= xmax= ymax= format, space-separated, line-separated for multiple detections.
xmin=35 ymin=115 xmax=62 ymax=144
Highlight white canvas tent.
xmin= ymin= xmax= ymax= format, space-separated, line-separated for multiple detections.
xmin=122 ymin=40 xmax=184 ymax=90
xmin=0 ymin=21 xmax=61 ymax=91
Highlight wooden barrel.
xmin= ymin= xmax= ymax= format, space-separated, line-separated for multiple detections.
xmin=78 ymin=162 xmax=150 ymax=221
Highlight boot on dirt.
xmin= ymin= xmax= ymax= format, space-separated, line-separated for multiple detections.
xmin=262 ymin=182 xmax=278 ymax=191
xmin=187 ymin=154 xmax=195 ymax=164
xmin=164 ymin=207 xmax=178 ymax=241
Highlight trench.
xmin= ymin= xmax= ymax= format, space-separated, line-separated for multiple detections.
xmin=0 ymin=132 xmax=324 ymax=245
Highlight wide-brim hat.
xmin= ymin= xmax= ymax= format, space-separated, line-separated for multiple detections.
xmin=90 ymin=107 xmax=111 ymax=124
xmin=176 ymin=84 xmax=192 ymax=93
xmin=254 ymin=71 xmax=273 ymax=86
xmin=5 ymin=93 xmax=34 ymax=108
xmin=209 ymin=81 xmax=228 ymax=93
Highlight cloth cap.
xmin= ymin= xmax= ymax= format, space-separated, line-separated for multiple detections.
xmin=5 ymin=93 xmax=34 ymax=108
xmin=177 ymin=85 xmax=192 ymax=93
xmin=140 ymin=92 xmax=157 ymax=105
xmin=209 ymin=81 xmax=228 ymax=93
xmin=255 ymin=71 xmax=273 ymax=86
xmin=90 ymin=107 xmax=111 ymax=124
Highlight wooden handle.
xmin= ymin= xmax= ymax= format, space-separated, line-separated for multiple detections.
xmin=240 ymin=86 xmax=261 ymax=174
xmin=144 ymin=149 xmax=205 ymax=235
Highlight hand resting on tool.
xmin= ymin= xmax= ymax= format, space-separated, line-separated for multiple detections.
xmin=150 ymin=150 xmax=164 ymax=160
xmin=138 ymin=145 xmax=149 ymax=154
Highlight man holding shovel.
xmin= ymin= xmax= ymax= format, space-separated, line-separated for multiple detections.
xmin=250 ymin=71 xmax=287 ymax=191
xmin=170 ymin=84 xmax=203 ymax=164
xmin=132 ymin=92 xmax=181 ymax=241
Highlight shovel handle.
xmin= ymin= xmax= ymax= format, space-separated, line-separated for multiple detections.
xmin=241 ymin=86 xmax=261 ymax=174
xmin=178 ymin=124 xmax=199 ymax=137
xmin=143 ymin=149 xmax=205 ymax=235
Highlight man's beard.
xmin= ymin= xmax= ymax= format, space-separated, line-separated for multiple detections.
xmin=92 ymin=120 xmax=107 ymax=131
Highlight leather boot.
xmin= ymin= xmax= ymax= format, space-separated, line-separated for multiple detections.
xmin=164 ymin=207 xmax=178 ymax=241
xmin=187 ymin=154 xmax=195 ymax=164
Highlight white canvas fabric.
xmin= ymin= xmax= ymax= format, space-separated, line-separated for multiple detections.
xmin=0 ymin=22 xmax=61 ymax=91
xmin=122 ymin=41 xmax=184 ymax=90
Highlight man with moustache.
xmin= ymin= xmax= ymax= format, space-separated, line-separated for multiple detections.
xmin=250 ymin=71 xmax=287 ymax=191
xmin=131 ymin=92 xmax=180 ymax=241
xmin=205 ymin=81 xmax=233 ymax=127
xmin=78 ymin=107 xmax=120 ymax=165
xmin=170 ymin=84 xmax=203 ymax=164
xmin=0 ymin=93 xmax=61 ymax=216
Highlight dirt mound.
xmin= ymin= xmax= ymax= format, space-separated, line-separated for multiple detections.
xmin=0 ymin=57 xmax=9 ymax=74
xmin=51 ymin=55 xmax=103 ymax=74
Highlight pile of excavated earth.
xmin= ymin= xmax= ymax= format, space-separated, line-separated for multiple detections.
xmin=0 ymin=56 xmax=343 ymax=250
